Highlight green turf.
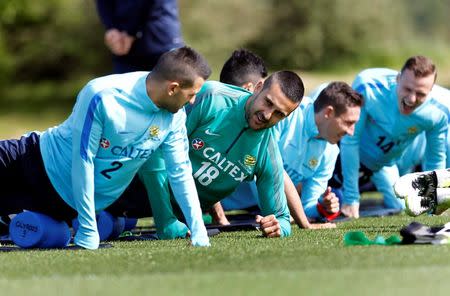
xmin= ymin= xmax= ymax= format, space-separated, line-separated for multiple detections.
xmin=1 ymin=214 xmax=449 ymax=296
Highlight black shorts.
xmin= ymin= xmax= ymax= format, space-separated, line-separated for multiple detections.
xmin=328 ymin=153 xmax=374 ymax=189
xmin=0 ymin=132 xmax=77 ymax=222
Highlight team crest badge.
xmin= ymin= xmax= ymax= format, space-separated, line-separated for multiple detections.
xmin=100 ymin=138 xmax=110 ymax=149
xmin=308 ymin=158 xmax=318 ymax=168
xmin=407 ymin=126 xmax=418 ymax=134
xmin=243 ymin=155 xmax=256 ymax=167
xmin=149 ymin=125 xmax=160 ymax=140
xmin=192 ymin=138 xmax=205 ymax=150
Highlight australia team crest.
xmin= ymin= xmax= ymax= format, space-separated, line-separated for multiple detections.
xmin=407 ymin=126 xmax=418 ymax=135
xmin=308 ymin=158 xmax=318 ymax=168
xmin=243 ymin=155 xmax=256 ymax=167
xmin=148 ymin=125 xmax=160 ymax=141
xmin=192 ymin=138 xmax=205 ymax=150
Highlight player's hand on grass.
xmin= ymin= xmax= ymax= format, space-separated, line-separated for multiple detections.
xmin=341 ymin=203 xmax=360 ymax=218
xmin=210 ymin=202 xmax=230 ymax=225
xmin=321 ymin=187 xmax=340 ymax=214
xmin=74 ymin=226 xmax=100 ymax=250
xmin=256 ymin=214 xmax=281 ymax=238
xmin=189 ymin=228 xmax=210 ymax=247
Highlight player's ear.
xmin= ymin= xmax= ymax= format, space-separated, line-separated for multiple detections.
xmin=323 ymin=105 xmax=335 ymax=119
xmin=167 ymin=81 xmax=180 ymax=96
xmin=253 ymin=80 xmax=264 ymax=93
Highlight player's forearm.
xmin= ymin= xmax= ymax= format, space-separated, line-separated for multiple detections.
xmin=139 ymin=169 xmax=188 ymax=239
xmin=210 ymin=202 xmax=229 ymax=225
xmin=71 ymin=162 xmax=100 ymax=249
xmin=283 ymin=171 xmax=311 ymax=228
xmin=340 ymin=144 xmax=361 ymax=205
xmin=170 ymin=176 xmax=209 ymax=246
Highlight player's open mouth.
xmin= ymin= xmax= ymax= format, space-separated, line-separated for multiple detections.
xmin=401 ymin=99 xmax=415 ymax=114
xmin=255 ymin=113 xmax=266 ymax=125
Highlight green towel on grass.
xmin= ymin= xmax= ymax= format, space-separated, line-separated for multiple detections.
xmin=344 ymin=231 xmax=402 ymax=246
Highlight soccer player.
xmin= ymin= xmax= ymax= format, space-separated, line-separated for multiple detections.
xmin=394 ymin=168 xmax=450 ymax=216
xmin=137 ymin=71 xmax=305 ymax=238
xmin=208 ymin=48 xmax=268 ymax=225
xmin=219 ymin=48 xmax=268 ymax=92
xmin=221 ymin=82 xmax=363 ymax=222
xmin=396 ymin=85 xmax=450 ymax=175
xmin=0 ymin=46 xmax=211 ymax=249
xmin=211 ymin=49 xmax=338 ymax=228
xmin=336 ymin=56 xmax=448 ymax=218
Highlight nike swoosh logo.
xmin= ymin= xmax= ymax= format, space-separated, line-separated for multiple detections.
xmin=205 ymin=129 xmax=220 ymax=136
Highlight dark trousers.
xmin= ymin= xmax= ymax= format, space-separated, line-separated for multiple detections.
xmin=112 ymin=53 xmax=162 ymax=74
xmin=328 ymin=153 xmax=375 ymax=190
xmin=0 ymin=133 xmax=77 ymax=222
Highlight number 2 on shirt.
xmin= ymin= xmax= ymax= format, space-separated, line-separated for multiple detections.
xmin=100 ymin=161 xmax=123 ymax=179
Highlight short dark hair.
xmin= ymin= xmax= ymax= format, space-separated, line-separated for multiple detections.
xmin=152 ymin=46 xmax=212 ymax=88
xmin=400 ymin=55 xmax=437 ymax=82
xmin=314 ymin=82 xmax=363 ymax=116
xmin=219 ymin=49 xmax=268 ymax=87
xmin=262 ymin=71 xmax=304 ymax=103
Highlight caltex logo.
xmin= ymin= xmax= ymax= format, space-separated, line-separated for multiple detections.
xmin=100 ymin=138 xmax=110 ymax=149
xmin=192 ymin=138 xmax=204 ymax=150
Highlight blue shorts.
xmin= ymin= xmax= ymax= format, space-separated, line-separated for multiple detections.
xmin=0 ymin=132 xmax=76 ymax=222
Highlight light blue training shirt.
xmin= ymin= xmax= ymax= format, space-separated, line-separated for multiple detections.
xmin=40 ymin=71 xmax=208 ymax=249
xmin=340 ymin=68 xmax=448 ymax=207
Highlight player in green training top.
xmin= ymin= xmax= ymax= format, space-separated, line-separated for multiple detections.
xmin=139 ymin=71 xmax=305 ymax=238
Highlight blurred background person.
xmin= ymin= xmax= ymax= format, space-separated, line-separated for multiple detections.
xmin=96 ymin=0 xmax=184 ymax=73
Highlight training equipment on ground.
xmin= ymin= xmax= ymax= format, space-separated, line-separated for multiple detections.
xmin=123 ymin=217 xmax=138 ymax=231
xmin=343 ymin=231 xmax=401 ymax=246
xmin=0 ymin=243 xmax=113 ymax=252
xmin=9 ymin=211 xmax=71 ymax=248
xmin=400 ymin=221 xmax=450 ymax=244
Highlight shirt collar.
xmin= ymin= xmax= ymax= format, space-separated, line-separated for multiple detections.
xmin=135 ymin=72 xmax=160 ymax=112
xmin=304 ymin=103 xmax=320 ymax=139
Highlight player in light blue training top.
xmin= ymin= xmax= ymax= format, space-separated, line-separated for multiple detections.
xmin=0 ymin=47 xmax=211 ymax=249
xmin=337 ymin=56 xmax=448 ymax=218
xmin=276 ymin=82 xmax=362 ymax=221
xmin=396 ymin=85 xmax=450 ymax=175
xmin=223 ymin=82 xmax=362 ymax=222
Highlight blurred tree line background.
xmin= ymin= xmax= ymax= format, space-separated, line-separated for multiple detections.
xmin=0 ymin=0 xmax=449 ymax=114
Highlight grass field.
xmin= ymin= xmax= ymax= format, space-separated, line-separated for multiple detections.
xmin=1 ymin=70 xmax=449 ymax=296
xmin=1 ymin=213 xmax=449 ymax=296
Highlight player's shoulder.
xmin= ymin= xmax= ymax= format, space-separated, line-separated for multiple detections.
xmin=353 ymin=68 xmax=397 ymax=88
xmin=85 ymin=72 xmax=147 ymax=91
xmin=429 ymin=85 xmax=450 ymax=107
xmin=308 ymin=83 xmax=329 ymax=100
xmin=194 ymin=81 xmax=251 ymax=110
xmin=355 ymin=68 xmax=397 ymax=80
xmin=198 ymin=81 xmax=250 ymax=99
